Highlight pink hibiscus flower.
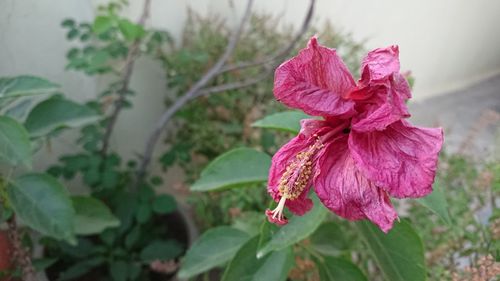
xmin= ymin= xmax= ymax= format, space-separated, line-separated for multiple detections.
xmin=265 ymin=37 xmax=444 ymax=232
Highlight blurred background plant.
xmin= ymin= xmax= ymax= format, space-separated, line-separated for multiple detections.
xmin=39 ymin=1 xmax=188 ymax=280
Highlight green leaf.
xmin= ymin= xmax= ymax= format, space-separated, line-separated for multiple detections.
xmin=222 ymin=236 xmax=294 ymax=281
xmin=72 ymin=196 xmax=120 ymax=235
xmin=178 ymin=226 xmax=250 ymax=279
xmin=24 ymin=97 xmax=100 ymax=137
xmin=257 ymin=194 xmax=327 ymax=258
xmin=118 ymin=19 xmax=145 ymax=41
xmin=357 ymin=220 xmax=426 ymax=281
xmin=5 ymin=99 xmax=34 ymax=121
xmin=7 ymin=173 xmax=75 ymax=242
xmin=0 ymin=76 xmax=59 ymax=99
xmin=310 ymin=221 xmax=349 ymax=256
xmin=0 ymin=116 xmax=32 ymax=167
xmin=315 ymin=256 xmax=367 ymax=281
xmin=140 ymin=240 xmax=183 ymax=262
xmin=32 ymin=257 xmax=58 ymax=271
xmin=59 ymin=257 xmax=105 ymax=281
xmin=152 ymin=194 xmax=177 ymax=214
xmin=252 ymin=111 xmax=312 ymax=134
xmin=109 ymin=261 xmax=128 ymax=281
xmin=61 ymin=19 xmax=75 ymax=28
xmin=191 ymin=148 xmax=271 ymax=192
xmin=125 ymin=226 xmax=141 ymax=249
xmin=416 ymin=181 xmax=451 ymax=225
xmin=135 ymin=203 xmax=152 ymax=223
xmin=232 ymin=211 xmax=264 ymax=236
xmin=93 ymin=16 xmax=114 ymax=34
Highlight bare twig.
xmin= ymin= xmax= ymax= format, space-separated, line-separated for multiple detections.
xmin=7 ymin=215 xmax=37 ymax=281
xmin=218 ymin=0 xmax=315 ymax=74
xmin=135 ymin=0 xmax=315 ymax=186
xmin=100 ymin=0 xmax=152 ymax=157
xmin=196 ymin=72 xmax=271 ymax=97
xmin=135 ymin=0 xmax=254 ymax=185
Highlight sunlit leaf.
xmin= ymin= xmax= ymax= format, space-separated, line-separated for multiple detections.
xmin=0 ymin=76 xmax=59 ymax=99
xmin=7 ymin=173 xmax=75 ymax=243
xmin=24 ymin=97 xmax=100 ymax=137
xmin=0 ymin=116 xmax=32 ymax=167
xmin=252 ymin=111 xmax=312 ymax=134
xmin=191 ymin=148 xmax=271 ymax=192
xmin=72 ymin=196 xmax=120 ymax=235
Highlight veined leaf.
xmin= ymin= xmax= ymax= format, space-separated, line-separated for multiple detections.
xmin=178 ymin=226 xmax=250 ymax=279
xmin=252 ymin=111 xmax=312 ymax=134
xmin=191 ymin=148 xmax=271 ymax=192
xmin=357 ymin=220 xmax=426 ymax=281
xmin=257 ymin=194 xmax=327 ymax=258
xmin=416 ymin=180 xmax=451 ymax=225
xmin=72 ymin=196 xmax=120 ymax=235
xmin=0 ymin=76 xmax=59 ymax=99
xmin=7 ymin=173 xmax=75 ymax=243
xmin=24 ymin=97 xmax=100 ymax=137
xmin=222 ymin=236 xmax=294 ymax=281
xmin=315 ymin=256 xmax=367 ymax=281
xmin=0 ymin=116 xmax=32 ymax=167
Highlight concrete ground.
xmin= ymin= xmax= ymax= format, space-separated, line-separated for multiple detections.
xmin=409 ymin=74 xmax=500 ymax=161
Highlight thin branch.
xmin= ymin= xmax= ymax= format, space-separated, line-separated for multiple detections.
xmin=7 ymin=215 xmax=37 ymax=281
xmin=100 ymin=0 xmax=152 ymax=157
xmin=218 ymin=0 xmax=315 ymax=74
xmin=196 ymin=72 xmax=271 ymax=97
xmin=135 ymin=0 xmax=315 ymax=186
xmin=135 ymin=0 xmax=254 ymax=185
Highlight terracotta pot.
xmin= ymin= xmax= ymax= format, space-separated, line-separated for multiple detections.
xmin=0 ymin=230 xmax=14 ymax=281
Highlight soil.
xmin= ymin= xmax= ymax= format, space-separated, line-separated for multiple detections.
xmin=0 ymin=230 xmax=14 ymax=281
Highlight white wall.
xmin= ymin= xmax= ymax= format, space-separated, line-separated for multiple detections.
xmin=1 ymin=0 xmax=499 ymax=163
xmin=117 ymin=0 xmax=500 ymax=100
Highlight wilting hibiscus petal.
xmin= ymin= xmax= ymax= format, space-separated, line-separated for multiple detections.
xmin=349 ymin=120 xmax=444 ymax=198
xmin=267 ymin=126 xmax=318 ymax=216
xmin=361 ymin=45 xmax=400 ymax=82
xmin=351 ymin=73 xmax=411 ymax=131
xmin=274 ymin=37 xmax=356 ymax=118
xmin=265 ymin=37 xmax=443 ymax=232
xmin=314 ymin=136 xmax=397 ymax=233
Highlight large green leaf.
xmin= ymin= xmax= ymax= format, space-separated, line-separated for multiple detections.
xmin=0 ymin=76 xmax=59 ymax=99
xmin=0 ymin=116 xmax=32 ymax=167
xmin=357 ymin=220 xmax=426 ymax=281
xmin=222 ymin=236 xmax=294 ymax=281
xmin=252 ymin=111 xmax=312 ymax=134
xmin=315 ymin=256 xmax=367 ymax=281
xmin=416 ymin=181 xmax=451 ymax=225
xmin=7 ymin=173 xmax=75 ymax=242
xmin=24 ymin=97 xmax=100 ymax=137
xmin=257 ymin=194 xmax=328 ymax=258
xmin=191 ymin=148 xmax=271 ymax=192
xmin=72 ymin=196 xmax=120 ymax=235
xmin=178 ymin=226 xmax=250 ymax=279
xmin=310 ymin=221 xmax=350 ymax=256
